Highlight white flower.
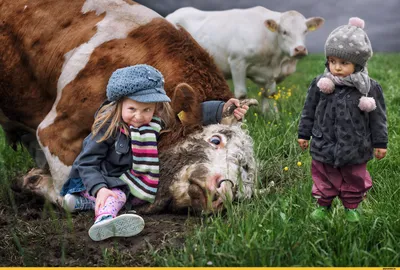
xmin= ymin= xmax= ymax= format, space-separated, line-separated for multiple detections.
xmin=343 ymin=34 xmax=348 ymax=38
xmin=338 ymin=44 xmax=343 ymax=49
xmin=333 ymin=37 xmax=338 ymax=41
xmin=356 ymin=51 xmax=360 ymax=54
xmin=349 ymin=43 xmax=354 ymax=47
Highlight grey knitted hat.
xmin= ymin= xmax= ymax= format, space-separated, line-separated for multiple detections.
xmin=325 ymin=17 xmax=373 ymax=67
xmin=106 ymin=64 xmax=171 ymax=103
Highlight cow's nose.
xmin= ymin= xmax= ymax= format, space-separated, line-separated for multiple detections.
xmin=294 ymin=46 xmax=307 ymax=57
xmin=216 ymin=178 xmax=236 ymax=200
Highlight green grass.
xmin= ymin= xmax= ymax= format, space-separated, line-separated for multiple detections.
xmin=1 ymin=53 xmax=399 ymax=266
xmin=150 ymin=53 xmax=400 ymax=266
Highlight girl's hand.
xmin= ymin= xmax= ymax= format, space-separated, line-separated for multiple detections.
xmin=95 ymin=187 xmax=118 ymax=212
xmin=223 ymin=98 xmax=249 ymax=120
xmin=374 ymin=148 xmax=387 ymax=160
xmin=298 ymin=139 xmax=309 ymax=150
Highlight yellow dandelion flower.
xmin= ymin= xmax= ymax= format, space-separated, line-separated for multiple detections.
xmin=297 ymin=162 xmax=302 ymax=167
xmin=284 ymin=166 xmax=289 ymax=171
xmin=268 ymin=121 xmax=271 ymax=124
xmin=258 ymin=92 xmax=262 ymax=96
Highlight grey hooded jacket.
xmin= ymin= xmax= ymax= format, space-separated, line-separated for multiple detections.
xmin=298 ymin=76 xmax=387 ymax=168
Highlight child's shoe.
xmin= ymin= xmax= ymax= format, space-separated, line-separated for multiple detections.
xmin=310 ymin=205 xmax=330 ymax=221
xmin=345 ymin=208 xmax=360 ymax=223
xmin=63 ymin=194 xmax=95 ymax=212
xmin=88 ymin=214 xmax=145 ymax=241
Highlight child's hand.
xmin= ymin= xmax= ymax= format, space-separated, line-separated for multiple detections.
xmin=95 ymin=187 xmax=118 ymax=212
xmin=374 ymin=148 xmax=387 ymax=160
xmin=223 ymin=98 xmax=249 ymax=120
xmin=298 ymin=139 xmax=309 ymax=150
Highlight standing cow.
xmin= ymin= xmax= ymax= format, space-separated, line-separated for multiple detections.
xmin=166 ymin=7 xmax=324 ymax=112
xmin=0 ymin=0 xmax=257 ymax=213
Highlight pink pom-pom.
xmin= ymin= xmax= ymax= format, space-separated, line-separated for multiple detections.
xmin=349 ymin=17 xmax=365 ymax=29
xmin=358 ymin=96 xmax=376 ymax=112
xmin=317 ymin=78 xmax=335 ymax=94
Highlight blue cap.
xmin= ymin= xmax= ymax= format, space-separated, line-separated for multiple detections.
xmin=106 ymin=64 xmax=171 ymax=103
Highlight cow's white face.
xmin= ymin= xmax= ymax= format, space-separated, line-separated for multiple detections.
xmin=277 ymin=12 xmax=309 ymax=58
xmin=167 ymin=124 xmax=255 ymax=213
xmin=271 ymin=11 xmax=324 ymax=58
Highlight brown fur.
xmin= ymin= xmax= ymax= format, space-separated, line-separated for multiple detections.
xmin=0 ymin=0 xmax=232 ymax=166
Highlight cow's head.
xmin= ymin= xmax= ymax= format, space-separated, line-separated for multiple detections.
xmin=159 ymin=120 xmax=256 ymax=214
xmin=265 ymin=11 xmax=324 ymax=58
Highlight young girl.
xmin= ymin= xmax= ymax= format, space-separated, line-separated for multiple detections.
xmin=60 ymin=64 xmax=249 ymax=241
xmin=297 ymin=18 xmax=388 ymax=222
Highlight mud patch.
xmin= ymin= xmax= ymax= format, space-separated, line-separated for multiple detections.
xmin=0 ymin=189 xmax=199 ymax=266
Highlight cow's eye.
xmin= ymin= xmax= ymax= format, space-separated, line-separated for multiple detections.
xmin=209 ymin=135 xmax=221 ymax=145
xmin=283 ymin=30 xmax=287 ymax=35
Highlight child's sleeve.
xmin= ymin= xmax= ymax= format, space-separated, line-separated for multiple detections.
xmin=298 ymin=77 xmax=320 ymax=140
xmin=369 ymin=82 xmax=388 ymax=149
xmin=201 ymin=100 xmax=225 ymax=125
xmin=75 ymin=131 xmax=112 ymax=197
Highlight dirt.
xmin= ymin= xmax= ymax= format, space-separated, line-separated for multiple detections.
xmin=0 ymin=187 xmax=199 ymax=266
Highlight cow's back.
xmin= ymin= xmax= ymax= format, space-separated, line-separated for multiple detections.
xmin=166 ymin=7 xmax=282 ymax=77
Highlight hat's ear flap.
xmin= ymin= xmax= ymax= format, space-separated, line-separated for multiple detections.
xmin=171 ymin=83 xmax=202 ymax=135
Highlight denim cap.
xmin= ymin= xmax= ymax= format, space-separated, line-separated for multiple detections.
xmin=106 ymin=64 xmax=171 ymax=103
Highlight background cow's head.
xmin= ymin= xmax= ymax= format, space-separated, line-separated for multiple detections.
xmin=265 ymin=11 xmax=324 ymax=58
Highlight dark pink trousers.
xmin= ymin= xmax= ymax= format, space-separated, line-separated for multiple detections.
xmin=311 ymin=160 xmax=372 ymax=209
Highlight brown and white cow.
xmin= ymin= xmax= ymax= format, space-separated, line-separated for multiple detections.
xmin=166 ymin=7 xmax=324 ymax=112
xmin=0 ymin=0 xmax=256 ymax=213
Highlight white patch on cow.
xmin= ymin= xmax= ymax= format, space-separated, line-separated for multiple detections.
xmin=40 ymin=146 xmax=72 ymax=193
xmin=39 ymin=0 xmax=161 ymax=130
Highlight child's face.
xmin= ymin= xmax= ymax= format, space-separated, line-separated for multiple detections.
xmin=328 ymin=56 xmax=355 ymax=77
xmin=121 ymin=98 xmax=156 ymax=128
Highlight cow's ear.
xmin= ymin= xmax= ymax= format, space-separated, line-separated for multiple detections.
xmin=265 ymin=19 xmax=278 ymax=32
xmin=306 ymin=17 xmax=324 ymax=32
xmin=171 ymin=83 xmax=202 ymax=127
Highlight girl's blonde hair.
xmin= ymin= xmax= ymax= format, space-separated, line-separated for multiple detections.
xmin=92 ymin=98 xmax=176 ymax=142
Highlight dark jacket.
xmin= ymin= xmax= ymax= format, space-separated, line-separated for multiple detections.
xmin=61 ymin=100 xmax=227 ymax=197
xmin=298 ymin=76 xmax=388 ymax=168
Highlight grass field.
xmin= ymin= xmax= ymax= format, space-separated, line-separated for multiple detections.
xmin=1 ymin=53 xmax=399 ymax=266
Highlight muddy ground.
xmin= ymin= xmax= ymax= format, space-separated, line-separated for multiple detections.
xmin=0 ymin=186 xmax=200 ymax=266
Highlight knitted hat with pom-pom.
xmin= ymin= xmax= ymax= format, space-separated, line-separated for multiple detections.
xmin=325 ymin=17 xmax=372 ymax=67
xmin=106 ymin=64 xmax=171 ymax=103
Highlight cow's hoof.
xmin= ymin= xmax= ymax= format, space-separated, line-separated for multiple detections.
xmin=23 ymin=168 xmax=47 ymax=188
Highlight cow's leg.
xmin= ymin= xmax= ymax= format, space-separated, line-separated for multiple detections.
xmin=261 ymin=81 xmax=279 ymax=114
xmin=23 ymin=168 xmax=64 ymax=207
xmin=228 ymin=58 xmax=248 ymax=99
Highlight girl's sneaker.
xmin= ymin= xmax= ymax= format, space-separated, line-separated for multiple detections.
xmin=63 ymin=194 xmax=95 ymax=212
xmin=88 ymin=214 xmax=145 ymax=241
xmin=310 ymin=205 xmax=331 ymax=221
xmin=345 ymin=208 xmax=360 ymax=222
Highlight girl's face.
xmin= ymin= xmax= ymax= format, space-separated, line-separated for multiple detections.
xmin=328 ymin=56 xmax=355 ymax=77
xmin=121 ymin=98 xmax=156 ymax=128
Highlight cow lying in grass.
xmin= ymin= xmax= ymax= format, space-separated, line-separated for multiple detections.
xmin=0 ymin=0 xmax=257 ymax=213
